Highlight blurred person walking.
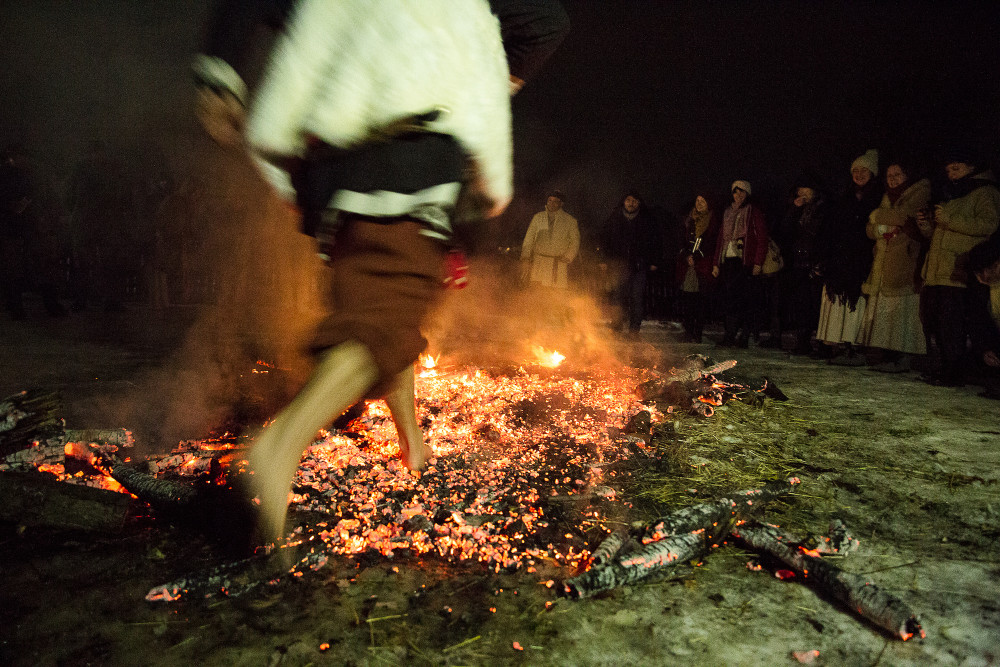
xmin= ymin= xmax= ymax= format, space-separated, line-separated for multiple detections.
xmin=194 ymin=0 xmax=569 ymax=546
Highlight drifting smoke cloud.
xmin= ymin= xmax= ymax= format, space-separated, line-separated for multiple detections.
xmin=423 ymin=257 xmax=666 ymax=373
xmin=109 ymin=144 xmax=325 ymax=455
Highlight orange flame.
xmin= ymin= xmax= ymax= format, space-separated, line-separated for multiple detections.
xmin=531 ymin=346 xmax=565 ymax=368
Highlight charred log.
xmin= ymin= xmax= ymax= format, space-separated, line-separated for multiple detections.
xmin=563 ymin=478 xmax=800 ymax=598
xmin=564 ymin=531 xmax=709 ymax=598
xmin=635 ymin=478 xmax=800 ymax=544
xmin=733 ymin=521 xmax=925 ymax=641
xmin=0 ymin=470 xmax=129 ymax=532
xmin=0 ymin=390 xmax=63 ymax=457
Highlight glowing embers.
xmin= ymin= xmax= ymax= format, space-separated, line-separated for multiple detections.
xmin=283 ymin=359 xmax=657 ymax=572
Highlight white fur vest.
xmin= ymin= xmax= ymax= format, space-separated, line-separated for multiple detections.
xmin=245 ymin=0 xmax=513 ymax=217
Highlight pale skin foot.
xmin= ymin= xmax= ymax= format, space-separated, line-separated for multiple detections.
xmin=248 ymin=341 xmax=378 ymax=546
xmin=384 ymin=364 xmax=433 ymax=470
xmin=247 ymin=342 xmax=432 ymax=545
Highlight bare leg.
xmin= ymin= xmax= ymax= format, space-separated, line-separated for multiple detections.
xmin=248 ymin=340 xmax=378 ymax=544
xmin=384 ymin=364 xmax=432 ymax=469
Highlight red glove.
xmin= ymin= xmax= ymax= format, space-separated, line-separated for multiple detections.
xmin=443 ymin=249 xmax=469 ymax=289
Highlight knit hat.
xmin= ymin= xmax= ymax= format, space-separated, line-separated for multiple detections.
xmin=942 ymin=144 xmax=980 ymax=169
xmin=851 ymin=149 xmax=879 ymax=177
xmin=731 ymin=180 xmax=751 ymax=195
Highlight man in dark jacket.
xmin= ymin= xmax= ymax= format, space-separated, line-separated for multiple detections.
xmin=598 ymin=191 xmax=663 ymax=334
xmin=771 ymin=172 xmax=833 ymax=354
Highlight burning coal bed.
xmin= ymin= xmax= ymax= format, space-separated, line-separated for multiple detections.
xmin=8 ymin=355 xmax=703 ymax=600
xmin=279 ymin=359 xmax=663 ymax=570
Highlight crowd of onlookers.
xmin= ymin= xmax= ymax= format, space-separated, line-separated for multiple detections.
xmin=0 ymin=141 xmax=272 ymax=320
xmin=583 ymin=147 xmax=1000 ymax=397
xmin=5 ymin=139 xmax=1000 ymax=396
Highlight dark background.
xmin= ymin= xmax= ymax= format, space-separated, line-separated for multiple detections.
xmin=2 ymin=0 xmax=998 ymax=248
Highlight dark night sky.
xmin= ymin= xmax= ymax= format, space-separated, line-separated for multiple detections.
xmin=2 ymin=0 xmax=998 ymax=245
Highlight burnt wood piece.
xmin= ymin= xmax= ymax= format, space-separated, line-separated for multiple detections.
xmin=146 ymin=530 xmax=329 ymax=602
xmin=0 ymin=390 xmax=63 ymax=457
xmin=0 ymin=470 xmax=130 ymax=532
xmin=564 ymin=531 xmax=710 ymax=599
xmin=733 ymin=521 xmax=925 ymax=641
xmin=635 ymin=360 xmax=737 ymax=401
xmin=564 ymin=478 xmax=800 ymax=598
xmin=635 ymin=478 xmax=800 ymax=545
xmin=106 ymin=459 xmax=199 ymax=509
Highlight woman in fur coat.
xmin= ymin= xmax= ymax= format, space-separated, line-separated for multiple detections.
xmin=857 ymin=161 xmax=931 ymax=371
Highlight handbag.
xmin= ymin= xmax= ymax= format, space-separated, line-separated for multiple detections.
xmin=762 ymin=238 xmax=784 ymax=274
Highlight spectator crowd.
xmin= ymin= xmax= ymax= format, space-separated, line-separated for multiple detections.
xmin=564 ymin=146 xmax=1000 ymax=397
xmin=4 ymin=140 xmax=999 ymax=398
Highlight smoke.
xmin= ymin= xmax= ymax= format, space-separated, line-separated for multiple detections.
xmin=107 ymin=141 xmax=325 ymax=455
xmin=423 ymin=256 xmax=667 ymax=373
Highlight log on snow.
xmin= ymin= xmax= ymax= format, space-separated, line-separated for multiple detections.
xmin=564 ymin=478 xmax=800 ymax=598
xmin=733 ymin=521 xmax=924 ymax=641
xmin=564 ymin=530 xmax=711 ymax=598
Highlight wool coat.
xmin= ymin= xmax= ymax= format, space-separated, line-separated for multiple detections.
xmin=521 ymin=209 xmax=580 ymax=288
xmin=862 ymin=178 xmax=931 ymax=296
xmin=921 ymin=173 xmax=1000 ymax=287
xmin=243 ymin=0 xmax=514 ymax=218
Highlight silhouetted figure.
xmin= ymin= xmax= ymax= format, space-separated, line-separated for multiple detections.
xmin=598 ymin=191 xmax=663 ymax=333
xmin=0 ymin=146 xmax=66 ymax=319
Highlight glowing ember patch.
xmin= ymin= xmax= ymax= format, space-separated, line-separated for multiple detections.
xmin=512 ymin=641 xmax=524 ymax=651
xmin=774 ymin=569 xmax=796 ymax=580
xmin=791 ymin=649 xmax=820 ymax=663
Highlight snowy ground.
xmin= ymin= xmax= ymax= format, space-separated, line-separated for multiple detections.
xmin=2 ymin=307 xmax=998 ymax=666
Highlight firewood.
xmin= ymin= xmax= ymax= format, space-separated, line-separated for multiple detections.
xmin=635 ymin=478 xmax=800 ymax=544
xmin=105 ymin=459 xmax=199 ymax=509
xmin=635 ymin=360 xmax=737 ymax=401
xmin=563 ymin=478 xmax=800 ymax=598
xmin=564 ymin=531 xmax=709 ymax=598
xmin=0 ymin=389 xmax=63 ymax=457
xmin=733 ymin=521 xmax=925 ymax=641
xmin=0 ymin=470 xmax=129 ymax=532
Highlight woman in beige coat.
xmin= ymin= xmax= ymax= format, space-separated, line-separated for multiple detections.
xmin=858 ymin=162 xmax=931 ymax=371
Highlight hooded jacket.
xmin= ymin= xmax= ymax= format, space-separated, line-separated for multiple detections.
xmin=921 ymin=171 xmax=1000 ymax=287
xmin=863 ymin=178 xmax=931 ymax=296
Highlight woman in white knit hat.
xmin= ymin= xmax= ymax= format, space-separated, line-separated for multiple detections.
xmin=711 ymin=180 xmax=768 ymax=347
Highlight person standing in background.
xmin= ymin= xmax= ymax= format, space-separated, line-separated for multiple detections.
xmin=521 ymin=190 xmax=580 ymax=290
